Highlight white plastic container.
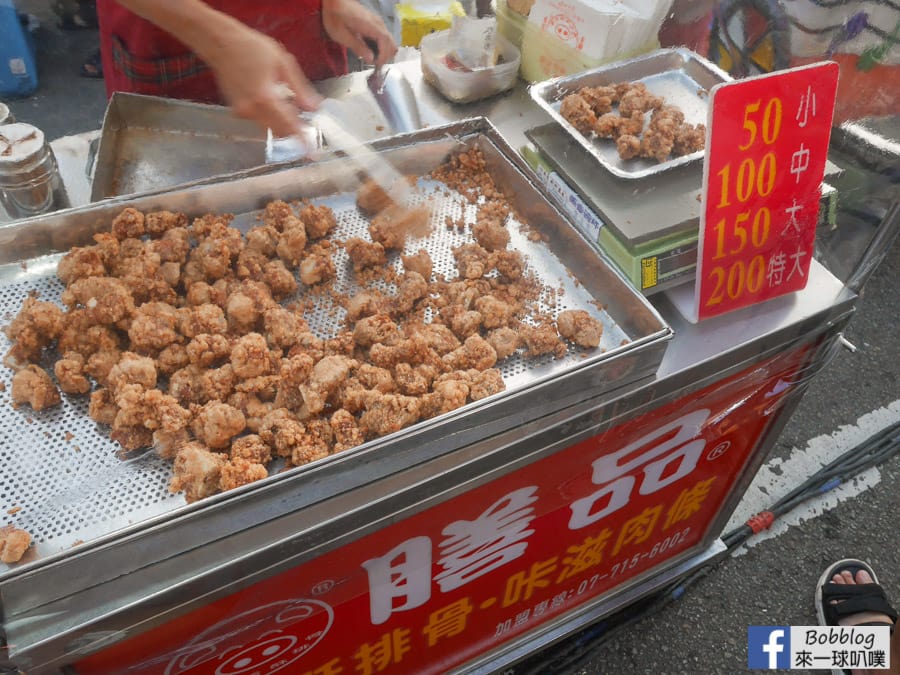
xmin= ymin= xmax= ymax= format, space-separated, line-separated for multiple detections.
xmin=420 ymin=30 xmax=521 ymax=103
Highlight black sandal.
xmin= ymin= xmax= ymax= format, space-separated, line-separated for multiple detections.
xmin=815 ymin=559 xmax=897 ymax=674
xmin=80 ymin=48 xmax=103 ymax=79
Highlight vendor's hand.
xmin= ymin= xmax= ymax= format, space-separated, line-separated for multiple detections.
xmin=322 ymin=0 xmax=397 ymax=68
xmin=203 ymin=22 xmax=323 ymax=137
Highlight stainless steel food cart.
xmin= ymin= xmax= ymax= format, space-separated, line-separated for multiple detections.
xmin=0 ymin=59 xmax=878 ymax=674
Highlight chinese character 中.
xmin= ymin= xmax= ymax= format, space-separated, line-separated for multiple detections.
xmin=612 ymin=505 xmax=663 ymax=556
xmin=434 ymin=486 xmax=539 ymax=593
xmin=783 ymin=200 xmax=804 ymax=236
xmin=556 ymin=530 xmax=613 ymax=583
xmin=787 ymin=246 xmax=808 ymax=281
xmin=790 ymin=144 xmax=811 ymax=183
xmin=796 ymin=85 xmax=817 ymax=128
xmin=767 ymin=251 xmax=787 ymax=287
xmin=502 ymin=556 xmax=559 ymax=607
xmin=663 ymin=477 xmax=717 ymax=530
xmin=353 ymin=629 xmax=412 ymax=675
xmin=422 ymin=598 xmax=474 ymax=647
xmin=362 ymin=536 xmax=432 ymax=625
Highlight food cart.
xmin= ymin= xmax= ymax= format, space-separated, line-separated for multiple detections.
xmin=1 ymin=1 xmax=897 ymax=671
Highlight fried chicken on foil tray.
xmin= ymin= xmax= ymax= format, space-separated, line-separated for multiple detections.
xmin=2 ymin=146 xmax=607 ymax=524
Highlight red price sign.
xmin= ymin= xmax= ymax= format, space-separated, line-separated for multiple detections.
xmin=696 ymin=62 xmax=839 ymax=320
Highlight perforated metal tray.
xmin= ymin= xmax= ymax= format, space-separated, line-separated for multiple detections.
xmin=0 ymin=119 xmax=671 ymax=579
xmin=530 ymin=48 xmax=732 ymax=180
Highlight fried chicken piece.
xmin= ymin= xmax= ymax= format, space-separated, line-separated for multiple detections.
xmin=651 ymin=104 xmax=685 ymax=128
xmin=192 ymin=401 xmax=246 ymax=449
xmin=491 ymin=250 xmax=525 ymax=281
xmin=225 ymin=283 xmax=272 ymax=334
xmin=263 ymin=200 xmax=295 ymax=231
xmin=521 ymin=324 xmax=567 ymax=358
xmin=57 ymin=246 xmax=105 ymax=284
xmin=230 ymin=433 xmax=272 ymax=464
xmin=345 ymin=290 xmax=388 ymax=322
xmin=147 ymin=227 xmax=191 ymax=264
xmin=330 ymin=409 xmax=364 ymax=453
xmin=113 ymin=384 xmax=191 ymax=433
xmin=618 ymin=88 xmax=662 ymax=117
xmin=262 ymin=259 xmax=298 ymax=300
xmin=557 ymin=309 xmax=603 ymax=347
xmin=345 ymin=237 xmax=387 ymax=271
xmin=356 ymin=363 xmax=396 ymax=393
xmin=128 ymin=301 xmax=180 ymax=353
xmin=169 ymin=364 xmax=235 ymax=406
xmin=640 ymin=128 xmax=675 ymax=163
xmin=170 ymin=441 xmax=227 ymax=503
xmin=110 ymin=424 xmax=153 ymax=451
xmin=369 ymin=335 xmax=439 ymax=370
xmin=616 ymin=134 xmax=642 ymax=160
xmin=487 ymin=327 xmax=519 ymax=360
xmin=353 ymin=314 xmax=400 ymax=348
xmin=107 ymin=352 xmax=157 ymax=393
xmin=234 ymin=247 xmax=268 ymax=281
xmin=356 ymin=177 xmax=395 ymax=215
xmin=54 ymin=351 xmax=90 ymax=395
xmin=199 ymin=364 xmax=236 ymax=402
xmin=188 ymin=229 xmax=241 ymax=282
xmin=61 ymin=277 xmax=135 ymax=325
xmin=185 ymin=280 xmax=228 ymax=308
xmin=114 ymin=247 xmax=175 ymax=307
xmin=55 ymin=310 xmax=121 ymax=359
xmin=442 ymin=335 xmax=497 ymax=371
xmin=300 ymin=203 xmax=338 ymax=240
xmin=369 ymin=205 xmax=430 ymax=250
xmin=258 ymin=408 xmax=301 ymax=455
xmin=401 ymin=249 xmax=432 ymax=280
xmin=263 ymin=307 xmax=308 ymax=351
xmin=440 ymin=305 xmax=483 ymax=339
xmin=187 ymin=333 xmax=232 ymax=368
xmin=231 ymin=333 xmax=275 ymax=379
xmin=287 ymin=419 xmax=334 ymax=466
xmin=424 ymin=377 xmax=469 ymax=417
xmin=144 ymin=210 xmax=187 ymax=237
xmin=234 ymin=375 xmax=280 ymax=399
xmin=4 ymin=297 xmax=64 ymax=363
xmin=157 ymin=343 xmax=190 ymax=377
xmin=474 ymin=295 xmax=514 ymax=329
xmin=359 ymin=392 xmax=421 ymax=438
xmin=595 ymin=113 xmax=621 ymax=139
xmin=300 ymin=355 xmax=356 ymax=415
xmin=153 ymin=427 xmax=191 ymax=459
xmin=580 ymin=86 xmax=615 ymax=115
xmin=275 ymin=216 xmax=307 ymax=265
xmin=394 ymin=362 xmax=436 ymax=396
xmin=673 ymin=122 xmax=706 ymax=156
xmin=472 ymin=217 xmax=510 ymax=252
xmin=617 ymin=111 xmax=645 ymax=138
xmin=470 ymin=368 xmax=505 ymax=400
xmin=11 ymin=365 xmax=61 ymax=410
xmin=219 ymin=457 xmax=268 ymax=491
xmin=0 ymin=526 xmax=32 ymax=564
xmin=392 ymin=271 xmax=428 ymax=315
xmin=246 ymin=224 xmax=279 ymax=257
xmin=336 ymin=378 xmax=373 ymax=413
xmin=407 ymin=322 xmax=460 ymax=355
xmin=325 ymin=331 xmax=356 ymax=357
xmin=560 ymin=93 xmax=598 ymax=136
xmin=299 ymin=241 xmax=336 ymax=286
xmin=229 ymin=393 xmax=274 ymax=433
xmin=453 ymin=243 xmax=490 ymax=280
xmin=89 ymin=388 xmax=117 ymax=425
xmin=84 ymin=347 xmax=121 ymax=386
xmin=111 ymin=207 xmax=145 ymax=240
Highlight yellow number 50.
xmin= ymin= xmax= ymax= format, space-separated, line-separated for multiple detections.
xmin=739 ymin=98 xmax=783 ymax=151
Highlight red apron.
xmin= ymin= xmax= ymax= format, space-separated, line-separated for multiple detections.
xmin=97 ymin=0 xmax=348 ymax=102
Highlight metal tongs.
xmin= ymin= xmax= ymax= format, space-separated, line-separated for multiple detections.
xmin=366 ymin=63 xmax=422 ymax=135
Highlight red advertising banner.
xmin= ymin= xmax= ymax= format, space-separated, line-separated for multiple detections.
xmin=696 ymin=62 xmax=839 ymax=320
xmin=75 ymin=345 xmax=812 ymax=675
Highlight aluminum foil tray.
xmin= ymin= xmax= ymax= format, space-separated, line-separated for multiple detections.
xmin=530 ymin=48 xmax=732 ymax=180
xmin=0 ymin=119 xmax=671 ymax=578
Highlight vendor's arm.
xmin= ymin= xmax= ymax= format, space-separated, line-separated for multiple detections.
xmin=113 ymin=0 xmax=322 ymax=136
